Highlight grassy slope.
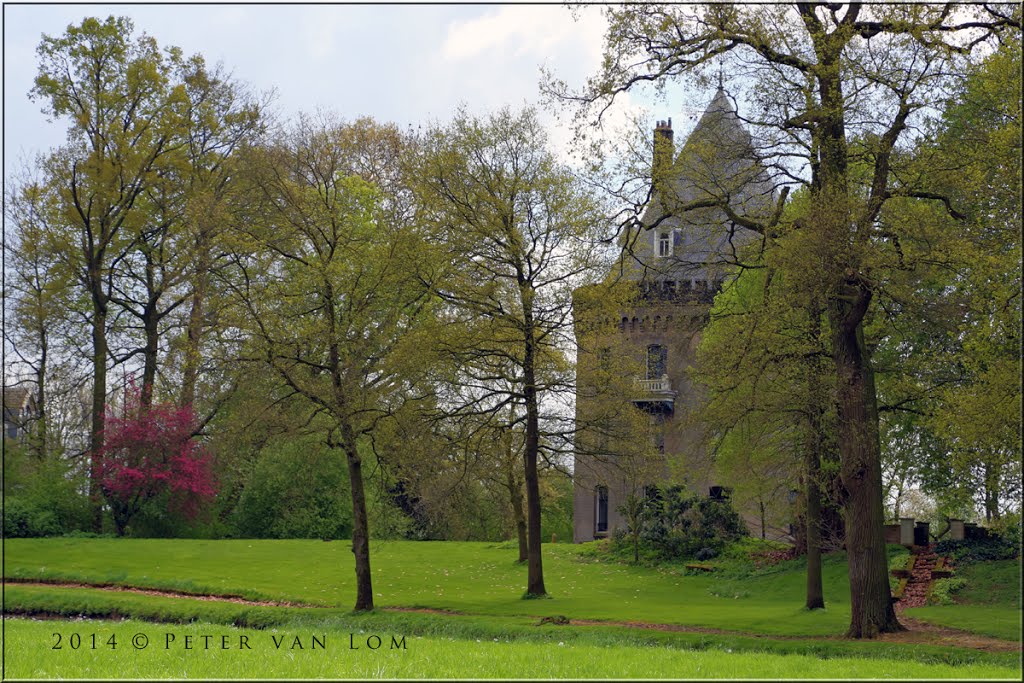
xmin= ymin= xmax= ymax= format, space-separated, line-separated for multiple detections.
xmin=4 ymin=618 xmax=1021 ymax=680
xmin=905 ymin=558 xmax=1022 ymax=641
xmin=7 ymin=538 xmax=858 ymax=636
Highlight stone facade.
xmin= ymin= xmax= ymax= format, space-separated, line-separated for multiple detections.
xmin=572 ymin=88 xmax=794 ymax=543
xmin=2 ymin=386 xmax=36 ymax=441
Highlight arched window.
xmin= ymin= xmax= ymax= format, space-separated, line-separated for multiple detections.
xmin=596 ymin=486 xmax=609 ymax=533
xmin=646 ymin=344 xmax=667 ymax=379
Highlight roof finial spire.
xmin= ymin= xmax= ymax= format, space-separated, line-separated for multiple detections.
xmin=717 ymin=62 xmax=724 ymax=90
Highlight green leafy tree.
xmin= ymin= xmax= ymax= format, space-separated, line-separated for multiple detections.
xmin=412 ymin=107 xmax=611 ymax=596
xmin=868 ymin=31 xmax=1020 ymax=527
xmin=921 ymin=35 xmax=1021 ymax=522
xmin=697 ymin=244 xmax=835 ymax=610
xmin=30 ymin=16 xmax=191 ymax=529
xmin=3 ymin=170 xmax=81 ymax=462
xmin=172 ymin=59 xmax=266 ymax=411
xmin=230 ymin=116 xmax=434 ymax=611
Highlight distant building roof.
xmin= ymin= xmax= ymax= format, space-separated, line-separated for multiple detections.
xmin=3 ymin=386 xmax=32 ymax=411
xmin=621 ymin=86 xmax=775 ymax=283
xmin=3 ymin=385 xmax=36 ymax=441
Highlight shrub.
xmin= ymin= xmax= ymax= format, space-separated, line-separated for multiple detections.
xmin=61 ymin=530 xmax=117 ymax=539
xmin=611 ymin=486 xmax=747 ymax=562
xmin=928 ymin=576 xmax=967 ymax=605
xmin=2 ymin=440 xmax=91 ymax=535
xmin=935 ymin=536 xmax=1020 ymax=564
xmin=695 ymin=546 xmax=717 ymax=561
xmin=2 ymin=498 xmax=62 ymax=538
xmin=233 ymin=436 xmax=353 ymax=539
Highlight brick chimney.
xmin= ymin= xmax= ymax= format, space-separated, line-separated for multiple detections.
xmin=653 ymin=118 xmax=674 ymax=196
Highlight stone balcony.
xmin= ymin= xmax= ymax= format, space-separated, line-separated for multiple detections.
xmin=632 ymin=375 xmax=676 ymax=413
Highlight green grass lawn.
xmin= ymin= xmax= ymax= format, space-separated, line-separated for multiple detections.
xmin=8 ymin=582 xmax=1014 ymax=667
xmin=950 ymin=559 xmax=1021 ymax=607
xmin=6 ymin=538 xmax=860 ymax=636
xmin=4 ymin=618 xmax=1021 ymax=680
xmin=3 ymin=538 xmax=1020 ymax=679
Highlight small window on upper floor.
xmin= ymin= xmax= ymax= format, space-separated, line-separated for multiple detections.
xmin=657 ymin=230 xmax=672 ymax=257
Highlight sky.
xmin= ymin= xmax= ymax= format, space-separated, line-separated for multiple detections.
xmin=1 ymin=1 xmax=717 ymax=173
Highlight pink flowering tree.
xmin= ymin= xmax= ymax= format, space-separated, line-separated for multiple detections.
xmin=98 ymin=391 xmax=216 ymax=536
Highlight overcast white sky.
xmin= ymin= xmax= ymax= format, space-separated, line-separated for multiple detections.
xmin=1 ymin=2 xmax=723 ymax=173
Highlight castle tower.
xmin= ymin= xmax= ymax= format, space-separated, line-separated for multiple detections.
xmin=572 ymin=87 xmax=781 ymax=543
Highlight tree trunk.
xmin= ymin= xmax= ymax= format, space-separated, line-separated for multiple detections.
xmin=137 ymin=248 xmax=163 ymax=411
xmin=830 ymin=298 xmax=902 ymax=637
xmin=112 ymin=505 xmax=127 ymax=537
xmin=760 ymin=501 xmax=767 ymax=540
xmin=341 ymin=429 xmax=374 ymax=611
xmin=805 ymin=300 xmax=825 ymax=610
xmin=984 ymin=462 xmax=1000 ymax=522
xmin=180 ymin=248 xmax=209 ymax=408
xmin=809 ymin=32 xmax=899 ymax=636
xmin=89 ymin=293 xmax=108 ymax=533
xmin=805 ymin=422 xmax=825 ymax=610
xmin=506 ymin=460 xmax=528 ymax=563
xmin=323 ymin=281 xmax=373 ymax=611
xmin=32 ymin=318 xmax=48 ymax=460
xmin=523 ymin=396 xmax=546 ymax=596
xmin=140 ymin=305 xmax=159 ymax=411
xmin=522 ymin=301 xmax=546 ymax=597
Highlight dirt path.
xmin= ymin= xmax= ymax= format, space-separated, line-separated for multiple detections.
xmin=371 ymin=606 xmax=1022 ymax=653
xmin=6 ymin=579 xmax=1019 ymax=653
xmin=873 ymin=616 xmax=1021 ymax=653
xmin=4 ymin=578 xmax=325 ymax=608
xmin=569 ymin=616 xmax=1019 ymax=653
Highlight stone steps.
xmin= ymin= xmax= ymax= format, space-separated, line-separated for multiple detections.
xmin=895 ymin=544 xmax=952 ymax=609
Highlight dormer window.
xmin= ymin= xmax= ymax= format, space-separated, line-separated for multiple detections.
xmin=657 ymin=230 xmax=672 ymax=257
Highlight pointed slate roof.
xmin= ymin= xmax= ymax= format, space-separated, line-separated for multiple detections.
xmin=622 ymin=87 xmax=774 ymax=284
